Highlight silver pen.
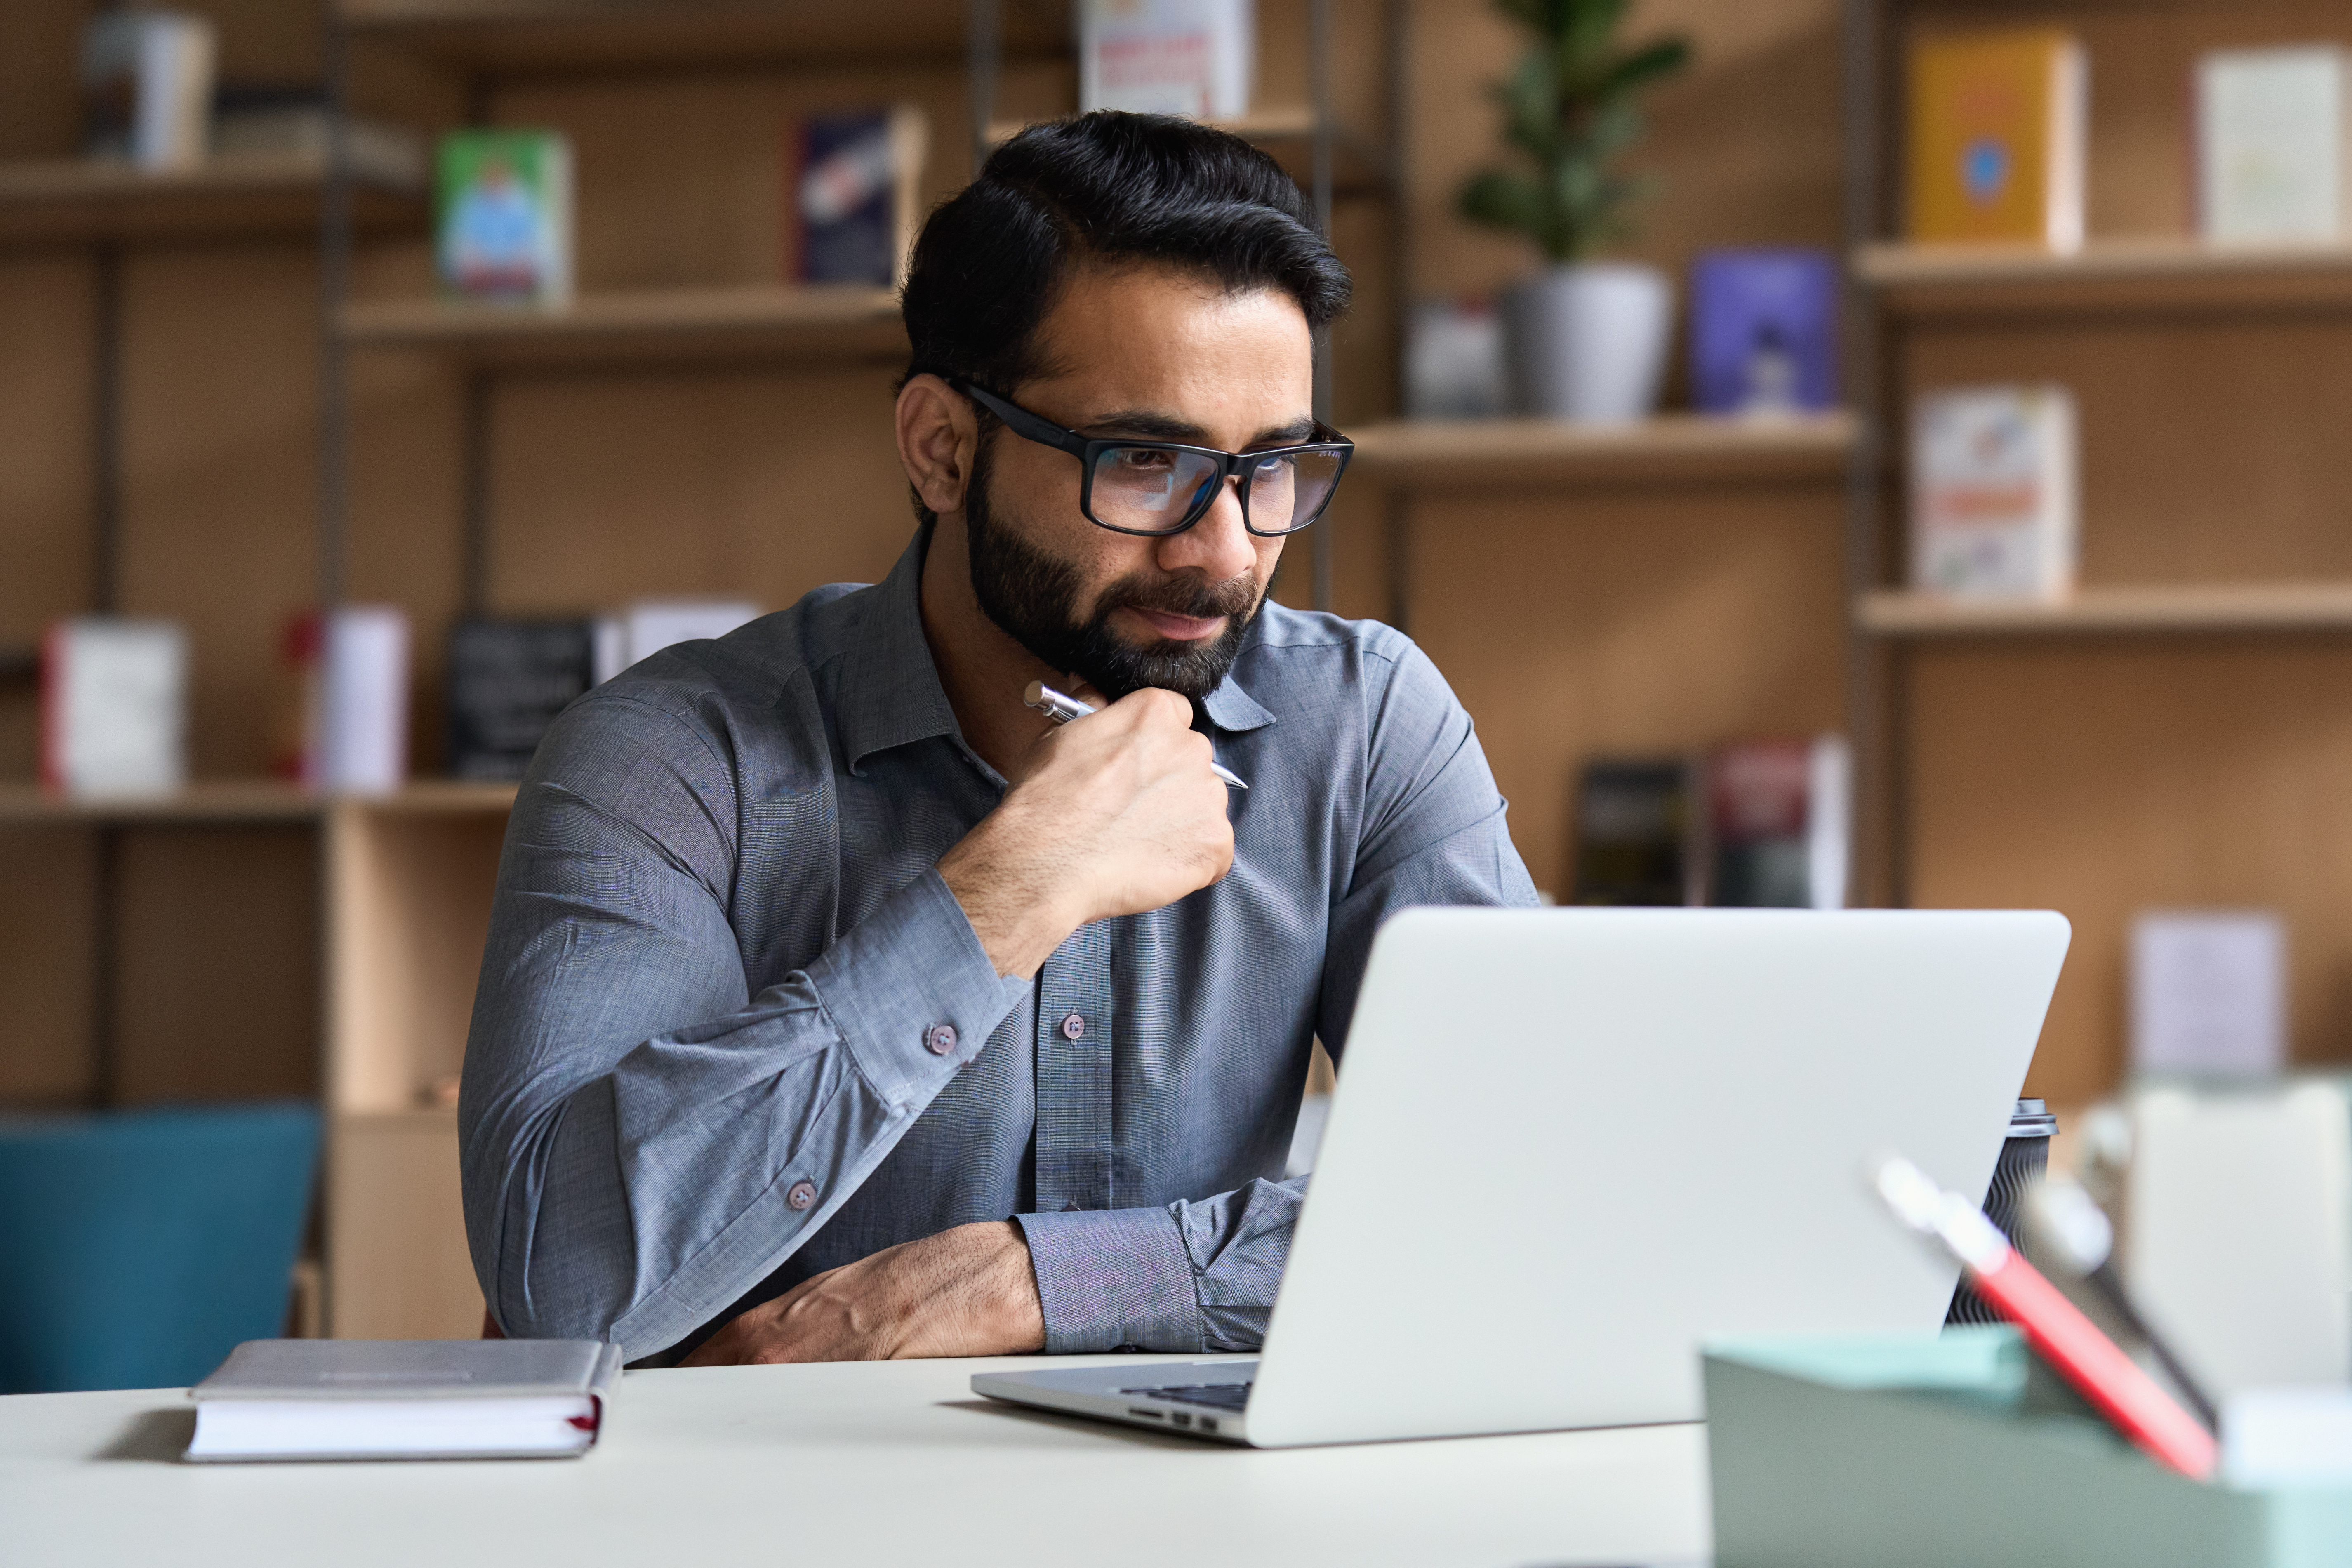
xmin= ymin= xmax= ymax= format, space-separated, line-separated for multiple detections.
xmin=1023 ymin=680 xmax=1249 ymax=791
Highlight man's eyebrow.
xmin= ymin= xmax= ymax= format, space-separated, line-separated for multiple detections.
xmin=1080 ymin=408 xmax=1319 ymax=447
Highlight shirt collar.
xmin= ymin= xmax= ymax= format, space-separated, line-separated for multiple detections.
xmin=838 ymin=526 xmax=1282 ymax=770
xmin=838 ymin=528 xmax=963 ymax=776
xmin=1199 ymin=657 xmax=1278 ymax=734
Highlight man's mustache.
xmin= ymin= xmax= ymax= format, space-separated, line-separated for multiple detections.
xmin=1093 ymin=571 xmax=1261 ymax=626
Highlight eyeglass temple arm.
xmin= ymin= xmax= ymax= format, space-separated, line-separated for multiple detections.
xmin=951 ymin=380 xmax=1093 ymax=461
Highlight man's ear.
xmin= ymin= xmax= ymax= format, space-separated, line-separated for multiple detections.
xmin=896 ymin=374 xmax=979 ymax=517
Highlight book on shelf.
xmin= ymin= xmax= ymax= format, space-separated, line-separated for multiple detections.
xmin=1570 ymin=758 xmax=1698 ymax=907
xmin=2131 ymin=910 xmax=2288 ymax=1078
xmin=2196 ymin=46 xmax=2352 ymax=244
xmin=80 ymin=8 xmax=217 ymax=170
xmin=1079 ymin=0 xmax=1254 ymax=120
xmin=786 ymin=105 xmax=929 ymax=289
xmin=1905 ymin=28 xmax=2086 ymax=250
xmin=591 ymin=599 xmax=762 ymax=686
xmin=436 ymin=129 xmax=572 ymax=307
xmin=446 ymin=618 xmax=596 ymax=782
xmin=1909 ymin=384 xmax=2077 ymax=600
xmin=40 ymin=617 xmax=189 ymax=800
xmin=1687 ymin=249 xmax=1839 ymax=417
xmin=211 ymin=86 xmax=426 ymax=188
xmin=1704 ymin=736 xmax=1850 ymax=911
xmin=274 ymin=606 xmax=411 ymax=795
xmin=186 ymin=1339 xmax=620 ymax=1463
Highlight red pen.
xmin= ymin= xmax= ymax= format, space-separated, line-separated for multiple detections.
xmin=1871 ymin=1155 xmax=2217 ymax=1481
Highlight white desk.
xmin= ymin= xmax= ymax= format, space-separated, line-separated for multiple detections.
xmin=0 ymin=1355 xmax=1711 ymax=1567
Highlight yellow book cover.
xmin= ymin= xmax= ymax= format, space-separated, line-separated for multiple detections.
xmin=1907 ymin=28 xmax=2086 ymax=248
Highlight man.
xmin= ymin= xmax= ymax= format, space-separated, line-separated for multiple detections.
xmin=460 ymin=111 xmax=1538 ymax=1366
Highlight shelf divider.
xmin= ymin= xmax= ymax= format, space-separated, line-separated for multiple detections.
xmin=1858 ymin=583 xmax=2352 ymax=638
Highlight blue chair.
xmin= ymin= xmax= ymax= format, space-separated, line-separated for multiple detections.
xmin=0 ymin=1102 xmax=321 ymax=1393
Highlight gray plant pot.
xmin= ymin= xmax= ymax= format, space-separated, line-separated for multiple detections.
xmin=1503 ymin=262 xmax=1675 ymax=423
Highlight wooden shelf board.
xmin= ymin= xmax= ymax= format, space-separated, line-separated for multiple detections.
xmin=1347 ymin=411 xmax=1858 ymax=487
xmin=988 ymin=107 xmax=1389 ymax=192
xmin=339 ymin=284 xmax=906 ymax=365
xmin=1854 ymin=238 xmax=2352 ymax=314
xmin=337 ymin=0 xmax=1070 ymax=71
xmin=1859 ymin=583 xmax=2352 ymax=638
xmin=0 ymin=154 xmax=422 ymax=247
xmin=0 ymin=780 xmax=518 ymax=825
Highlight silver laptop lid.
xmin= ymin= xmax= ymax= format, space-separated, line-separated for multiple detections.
xmin=1247 ymin=907 xmax=2069 ymax=1447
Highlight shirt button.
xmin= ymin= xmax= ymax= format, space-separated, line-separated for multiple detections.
xmin=786 ymin=1180 xmax=817 ymax=1211
xmin=925 ymin=1023 xmax=958 ymax=1055
xmin=1060 ymin=1012 xmax=1086 ymax=1041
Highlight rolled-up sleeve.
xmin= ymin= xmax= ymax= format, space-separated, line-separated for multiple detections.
xmin=458 ymin=692 xmax=1024 ymax=1361
xmin=1016 ymin=1177 xmax=1306 ymax=1353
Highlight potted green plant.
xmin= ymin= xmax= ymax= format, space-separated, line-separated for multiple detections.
xmin=1460 ymin=0 xmax=1690 ymax=423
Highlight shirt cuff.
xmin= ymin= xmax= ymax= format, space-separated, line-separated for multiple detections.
xmin=1016 ymin=1205 xmax=1202 ymax=1354
xmin=804 ymin=867 xmax=1026 ymax=1111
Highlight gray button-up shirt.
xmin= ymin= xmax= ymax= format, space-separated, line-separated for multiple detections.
xmin=460 ymin=527 xmax=1537 ymax=1361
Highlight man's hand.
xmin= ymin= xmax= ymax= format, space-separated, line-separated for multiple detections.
xmin=940 ymin=686 xmax=1234 ymax=978
xmin=678 ymin=1220 xmax=1046 ymax=1366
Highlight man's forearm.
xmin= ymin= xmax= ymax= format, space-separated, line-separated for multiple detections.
xmin=466 ymin=863 xmax=1024 ymax=1359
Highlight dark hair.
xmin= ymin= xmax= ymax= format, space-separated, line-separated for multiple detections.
xmin=900 ymin=111 xmax=1351 ymax=404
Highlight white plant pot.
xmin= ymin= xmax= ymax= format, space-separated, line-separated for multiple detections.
xmin=1504 ymin=262 xmax=1674 ymax=424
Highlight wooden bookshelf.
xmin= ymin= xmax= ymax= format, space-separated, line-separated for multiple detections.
xmin=989 ymin=106 xmax=1391 ymax=193
xmin=1854 ymin=239 xmax=2352 ymax=315
xmin=337 ymin=285 xmax=906 ymax=365
xmin=1846 ymin=0 xmax=2352 ymax=1106
xmin=337 ymin=0 xmax=1072 ymax=70
xmin=0 ymin=781 xmax=516 ymax=826
xmin=1861 ymin=585 xmax=2352 ymax=638
xmin=1349 ymin=412 xmax=1857 ymax=488
xmin=0 ymin=155 xmax=423 ymax=248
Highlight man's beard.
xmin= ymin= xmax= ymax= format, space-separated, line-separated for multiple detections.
xmin=962 ymin=437 xmax=1268 ymax=702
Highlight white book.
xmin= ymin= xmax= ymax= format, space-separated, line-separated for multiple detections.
xmin=1079 ymin=0 xmax=1254 ymax=121
xmin=2198 ymin=46 xmax=2350 ymax=243
xmin=313 ymin=606 xmax=412 ymax=795
xmin=187 ymin=1339 xmax=620 ymax=1463
xmin=41 ymin=617 xmax=189 ymax=799
xmin=592 ymin=598 xmax=761 ymax=685
xmin=1910 ymin=384 xmax=2078 ymax=600
xmin=2130 ymin=909 xmax=2287 ymax=1076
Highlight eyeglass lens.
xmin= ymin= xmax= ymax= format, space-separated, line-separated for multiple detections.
xmin=1088 ymin=445 xmax=1346 ymax=535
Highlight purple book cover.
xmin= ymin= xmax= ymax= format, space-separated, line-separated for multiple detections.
xmin=1688 ymin=249 xmax=1839 ymax=415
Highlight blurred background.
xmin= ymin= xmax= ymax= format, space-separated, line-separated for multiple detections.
xmin=4 ymin=0 xmax=2349 ymax=1385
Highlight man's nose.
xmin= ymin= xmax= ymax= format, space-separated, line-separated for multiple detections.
xmin=1154 ymin=475 xmax=1255 ymax=585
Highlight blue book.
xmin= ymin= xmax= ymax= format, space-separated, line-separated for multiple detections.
xmin=1688 ymin=249 xmax=1839 ymax=415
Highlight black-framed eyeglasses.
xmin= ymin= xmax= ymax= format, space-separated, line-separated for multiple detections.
xmin=952 ymin=379 xmax=1354 ymax=538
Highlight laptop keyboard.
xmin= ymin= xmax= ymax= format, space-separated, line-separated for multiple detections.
xmin=1118 ymin=1381 xmax=1252 ymax=1411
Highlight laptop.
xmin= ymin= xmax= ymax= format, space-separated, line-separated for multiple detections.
xmin=972 ymin=906 xmax=2070 ymax=1447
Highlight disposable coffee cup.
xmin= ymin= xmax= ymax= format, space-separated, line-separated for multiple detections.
xmin=1944 ymin=1098 xmax=2057 ymax=1327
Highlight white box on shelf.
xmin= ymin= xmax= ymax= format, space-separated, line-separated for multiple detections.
xmin=593 ymin=600 xmax=762 ymax=685
xmin=80 ymin=9 xmax=217 ymax=170
xmin=1909 ymin=384 xmax=2078 ymax=600
xmin=1079 ymin=0 xmax=1253 ymax=120
xmin=2197 ymin=45 xmax=2352 ymax=243
xmin=40 ymin=617 xmax=189 ymax=798
xmin=2130 ymin=909 xmax=2287 ymax=1076
xmin=1404 ymin=298 xmax=1508 ymax=419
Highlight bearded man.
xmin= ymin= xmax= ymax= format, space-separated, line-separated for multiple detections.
xmin=459 ymin=111 xmax=1539 ymax=1365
